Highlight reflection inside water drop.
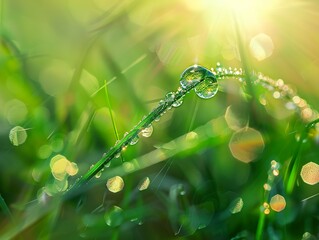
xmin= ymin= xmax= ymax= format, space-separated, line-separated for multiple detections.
xmin=140 ymin=124 xmax=153 ymax=137
xmin=194 ymin=76 xmax=218 ymax=99
xmin=129 ymin=135 xmax=139 ymax=145
xmin=180 ymin=65 xmax=206 ymax=89
xmin=180 ymin=65 xmax=218 ymax=99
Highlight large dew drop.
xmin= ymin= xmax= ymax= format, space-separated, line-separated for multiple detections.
xmin=180 ymin=65 xmax=205 ymax=89
xmin=194 ymin=76 xmax=218 ymax=99
xmin=180 ymin=65 xmax=218 ymax=99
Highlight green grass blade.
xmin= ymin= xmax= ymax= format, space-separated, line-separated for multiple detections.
xmin=0 ymin=194 xmax=13 ymax=221
xmin=285 ymin=118 xmax=319 ymax=194
xmin=104 ymin=80 xmax=120 ymax=141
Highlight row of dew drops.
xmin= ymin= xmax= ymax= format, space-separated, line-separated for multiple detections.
xmin=87 ymin=64 xmax=222 ymax=179
xmin=8 ymin=62 xmax=317 ymax=148
xmin=7 ymin=63 xmax=319 ymax=236
xmin=9 ymin=63 xmax=319 ymax=193
xmin=34 ymin=64 xmax=223 ymax=196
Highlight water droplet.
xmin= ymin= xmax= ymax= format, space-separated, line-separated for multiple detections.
xmin=154 ymin=116 xmax=161 ymax=122
xmin=129 ymin=135 xmax=139 ymax=145
xmin=263 ymin=183 xmax=271 ymax=191
xmin=179 ymin=65 xmax=208 ymax=89
xmin=105 ymin=161 xmax=111 ymax=168
xmin=165 ymin=92 xmax=175 ymax=103
xmin=106 ymin=176 xmax=124 ymax=193
xmin=272 ymin=169 xmax=280 ymax=176
xmin=104 ymin=206 xmax=123 ymax=227
xmin=138 ymin=177 xmax=150 ymax=191
xmin=229 ymin=197 xmax=244 ymax=214
xmin=273 ymin=91 xmax=281 ymax=99
xmin=180 ymin=65 xmax=218 ymax=99
xmin=95 ymin=170 xmax=102 ymax=178
xmin=302 ymin=232 xmax=316 ymax=240
xmin=9 ymin=126 xmax=27 ymax=146
xmin=276 ymin=79 xmax=284 ymax=87
xmin=140 ymin=124 xmax=153 ymax=137
xmin=172 ymin=96 xmax=183 ymax=108
xmin=194 ymin=72 xmax=218 ymax=99
xmin=216 ymin=62 xmax=223 ymax=73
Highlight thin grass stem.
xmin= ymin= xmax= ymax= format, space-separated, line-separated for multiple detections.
xmin=285 ymin=118 xmax=319 ymax=194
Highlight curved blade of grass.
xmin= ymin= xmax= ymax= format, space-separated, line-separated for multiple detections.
xmin=284 ymin=118 xmax=319 ymax=194
xmin=104 ymin=80 xmax=120 ymax=141
xmin=77 ymin=116 xmax=229 ymax=193
xmin=67 ymin=67 xmax=218 ymax=194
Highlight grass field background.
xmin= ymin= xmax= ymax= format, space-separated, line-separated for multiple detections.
xmin=1 ymin=0 xmax=319 ymax=239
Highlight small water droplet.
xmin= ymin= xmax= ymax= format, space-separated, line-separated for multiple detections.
xmin=154 ymin=116 xmax=161 ymax=122
xmin=138 ymin=177 xmax=151 ymax=191
xmin=165 ymin=92 xmax=175 ymax=103
xmin=104 ymin=206 xmax=123 ymax=227
xmin=215 ymin=62 xmax=224 ymax=74
xmin=95 ymin=168 xmax=103 ymax=178
xmin=115 ymin=152 xmax=121 ymax=158
xmin=105 ymin=161 xmax=111 ymax=168
xmin=9 ymin=126 xmax=27 ymax=146
xmin=106 ymin=176 xmax=124 ymax=193
xmin=129 ymin=135 xmax=139 ymax=145
xmin=229 ymin=197 xmax=244 ymax=214
xmin=172 ymin=97 xmax=183 ymax=108
xmin=140 ymin=124 xmax=153 ymax=137
xmin=273 ymin=91 xmax=281 ymax=99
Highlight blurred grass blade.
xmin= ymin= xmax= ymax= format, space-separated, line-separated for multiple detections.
xmin=105 ymin=80 xmax=120 ymax=141
xmin=0 ymin=194 xmax=13 ymax=221
xmin=285 ymin=118 xmax=319 ymax=193
xmin=187 ymin=96 xmax=199 ymax=132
